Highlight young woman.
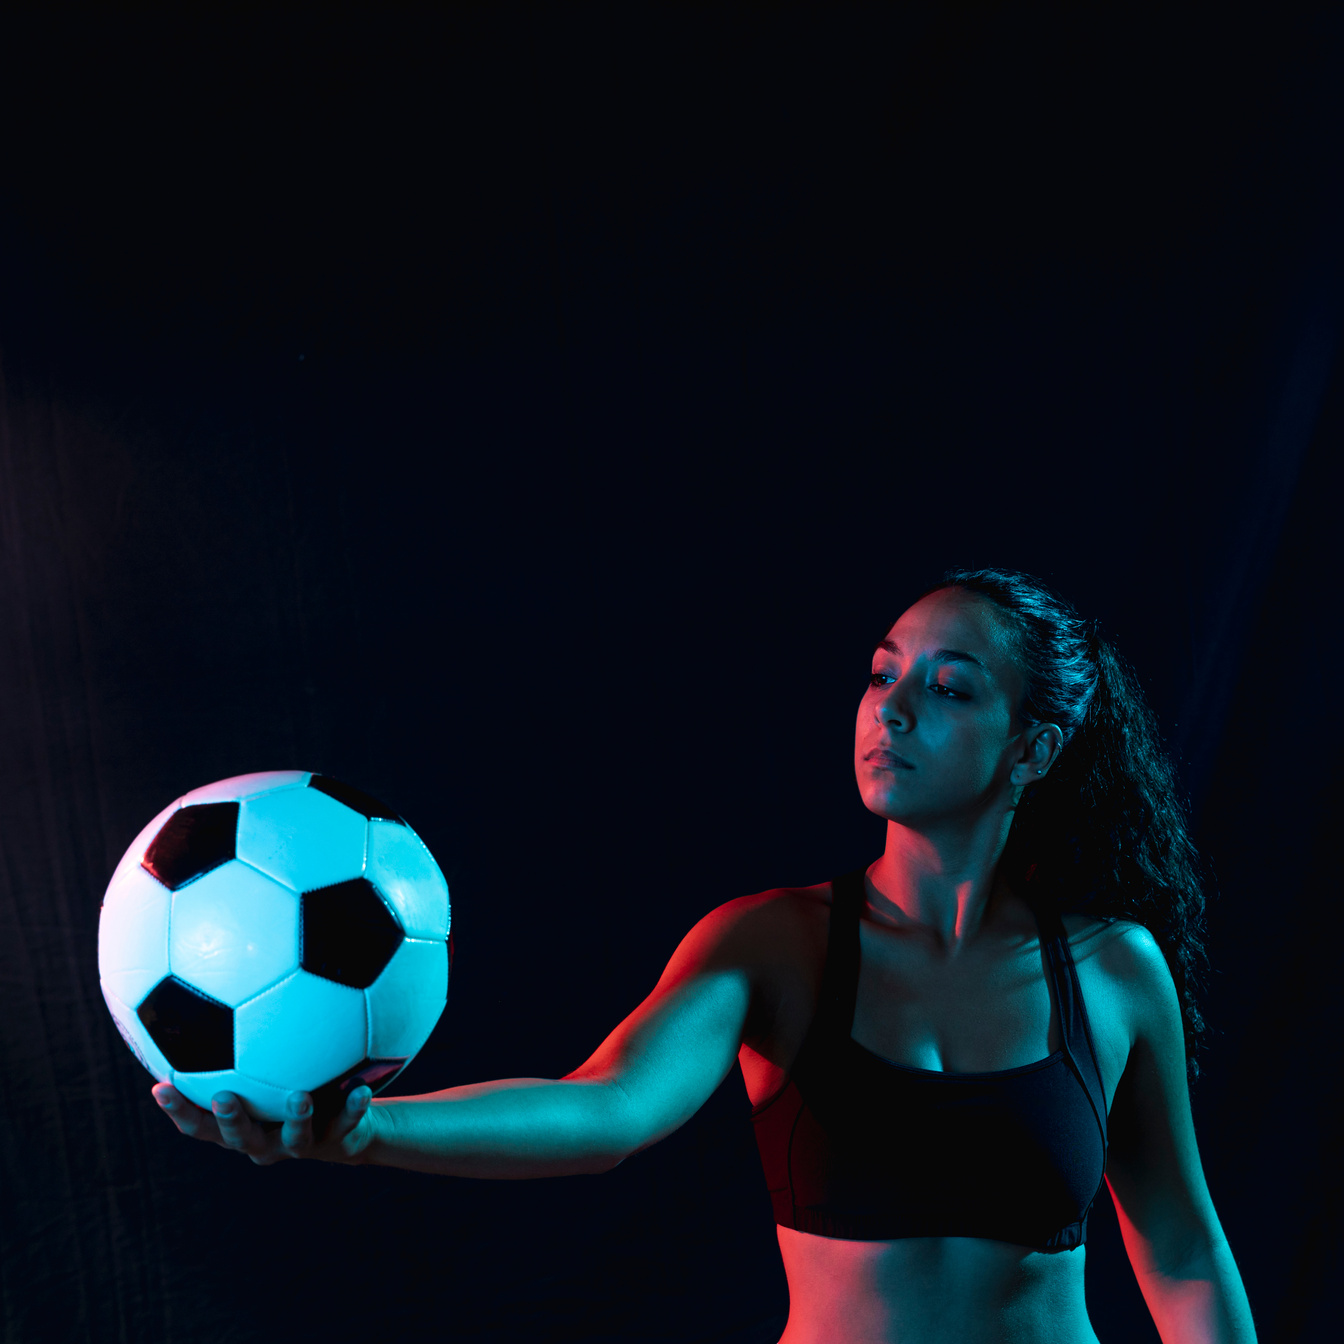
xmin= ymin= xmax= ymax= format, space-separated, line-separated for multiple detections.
xmin=153 ymin=568 xmax=1256 ymax=1343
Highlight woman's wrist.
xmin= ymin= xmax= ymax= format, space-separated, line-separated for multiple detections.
xmin=343 ymin=1095 xmax=391 ymax=1165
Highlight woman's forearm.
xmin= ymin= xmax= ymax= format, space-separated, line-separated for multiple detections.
xmin=357 ymin=1077 xmax=636 ymax=1178
xmin=1141 ymin=1235 xmax=1256 ymax=1344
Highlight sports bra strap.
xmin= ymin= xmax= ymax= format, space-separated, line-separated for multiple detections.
xmin=1035 ymin=903 xmax=1109 ymax=1140
xmin=811 ymin=868 xmax=866 ymax=1041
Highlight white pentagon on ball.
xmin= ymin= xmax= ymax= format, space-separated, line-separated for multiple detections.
xmin=97 ymin=770 xmax=451 ymax=1121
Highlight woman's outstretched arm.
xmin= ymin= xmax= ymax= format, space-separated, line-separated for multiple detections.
xmin=1103 ymin=925 xmax=1257 ymax=1344
xmin=154 ymin=893 xmax=774 ymax=1176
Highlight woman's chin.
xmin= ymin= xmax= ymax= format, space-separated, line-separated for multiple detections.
xmin=859 ymin=784 xmax=922 ymax=823
xmin=859 ymin=783 xmax=1003 ymax=829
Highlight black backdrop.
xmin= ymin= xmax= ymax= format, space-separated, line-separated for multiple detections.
xmin=1 ymin=7 xmax=1341 ymax=1342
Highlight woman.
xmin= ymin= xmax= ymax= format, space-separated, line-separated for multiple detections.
xmin=153 ymin=568 xmax=1256 ymax=1343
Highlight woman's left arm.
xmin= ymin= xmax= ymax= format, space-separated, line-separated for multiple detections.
xmin=1103 ymin=926 xmax=1256 ymax=1344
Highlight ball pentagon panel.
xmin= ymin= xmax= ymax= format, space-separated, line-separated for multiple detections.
xmin=366 ymin=819 xmax=450 ymax=940
xmin=142 ymin=802 xmax=239 ymax=890
xmin=309 ymin=1058 xmax=408 ymax=1127
xmin=307 ymin=774 xmax=401 ymax=821
xmin=236 ymin=787 xmax=367 ymax=892
xmin=366 ymin=937 xmax=449 ymax=1059
xmin=302 ymin=878 xmax=403 ymax=988
xmin=99 ymin=864 xmax=172 ymax=1009
xmin=101 ymin=984 xmax=173 ymax=1083
xmin=234 ymin=970 xmax=367 ymax=1093
xmin=168 ymin=860 xmax=300 ymax=1007
xmin=329 ymin=1057 xmax=408 ymax=1097
xmin=108 ymin=797 xmax=180 ymax=891
xmin=138 ymin=976 xmax=234 ymax=1073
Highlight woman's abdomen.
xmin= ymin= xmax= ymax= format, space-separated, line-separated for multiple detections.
xmin=774 ymin=1227 xmax=1097 ymax=1344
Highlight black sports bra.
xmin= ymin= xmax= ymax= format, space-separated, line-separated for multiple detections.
xmin=751 ymin=869 xmax=1109 ymax=1251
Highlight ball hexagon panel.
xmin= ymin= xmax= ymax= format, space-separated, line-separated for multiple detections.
xmin=108 ymin=798 xmax=180 ymax=890
xmin=99 ymin=864 xmax=172 ymax=1008
xmin=168 ymin=860 xmax=300 ymax=1007
xmin=302 ymin=879 xmax=403 ymax=988
xmin=101 ymin=984 xmax=173 ymax=1083
xmin=366 ymin=937 xmax=448 ymax=1058
xmin=236 ymin=788 xmax=367 ymax=892
xmin=234 ymin=970 xmax=367 ymax=1092
xmin=308 ymin=774 xmax=401 ymax=822
xmin=181 ymin=770 xmax=311 ymax=807
xmin=142 ymin=803 xmax=239 ymax=890
xmin=138 ymin=976 xmax=234 ymax=1073
xmin=366 ymin=819 xmax=450 ymax=940
xmin=170 ymin=1069 xmax=295 ymax=1123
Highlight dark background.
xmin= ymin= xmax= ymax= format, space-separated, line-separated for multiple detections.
xmin=1 ymin=6 xmax=1341 ymax=1341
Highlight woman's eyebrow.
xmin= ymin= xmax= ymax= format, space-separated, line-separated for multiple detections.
xmin=876 ymin=638 xmax=988 ymax=671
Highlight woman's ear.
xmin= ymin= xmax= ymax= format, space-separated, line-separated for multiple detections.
xmin=1010 ymin=724 xmax=1064 ymax=787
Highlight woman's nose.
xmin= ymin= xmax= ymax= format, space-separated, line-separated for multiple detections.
xmin=876 ymin=681 xmax=912 ymax=730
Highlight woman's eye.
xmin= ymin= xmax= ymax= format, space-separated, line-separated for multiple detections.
xmin=869 ymin=672 xmax=896 ymax=688
xmin=928 ymin=683 xmax=963 ymax=699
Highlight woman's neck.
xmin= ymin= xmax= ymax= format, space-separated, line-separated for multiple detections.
xmin=866 ymin=809 xmax=1015 ymax=952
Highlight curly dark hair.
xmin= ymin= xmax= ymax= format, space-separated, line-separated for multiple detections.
xmin=924 ymin=568 xmax=1210 ymax=1080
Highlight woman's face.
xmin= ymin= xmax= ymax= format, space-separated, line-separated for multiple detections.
xmin=855 ymin=588 xmax=1036 ymax=826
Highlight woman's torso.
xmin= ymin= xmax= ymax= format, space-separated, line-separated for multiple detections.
xmin=735 ymin=871 xmax=1137 ymax=1344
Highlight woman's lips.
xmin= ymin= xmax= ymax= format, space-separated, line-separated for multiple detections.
xmin=865 ymin=748 xmax=915 ymax=769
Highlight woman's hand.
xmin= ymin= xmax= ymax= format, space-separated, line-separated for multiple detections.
xmin=151 ymin=1082 xmax=377 ymax=1166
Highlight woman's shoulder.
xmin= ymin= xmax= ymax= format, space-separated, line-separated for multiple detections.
xmin=719 ymin=880 xmax=835 ymax=918
xmin=1060 ymin=912 xmax=1181 ymax=1063
xmin=1055 ymin=914 xmax=1178 ymax=1099
xmin=686 ymin=881 xmax=833 ymax=967
xmin=677 ymin=881 xmax=833 ymax=989
xmin=1061 ymin=912 xmax=1171 ymax=987
xmin=689 ymin=884 xmax=834 ymax=1081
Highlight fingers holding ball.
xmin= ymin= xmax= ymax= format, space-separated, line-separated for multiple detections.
xmin=338 ymin=1085 xmax=373 ymax=1139
xmin=280 ymin=1092 xmax=315 ymax=1156
xmin=150 ymin=1078 xmax=376 ymax=1165
xmin=153 ymin=1082 xmax=222 ymax=1143
xmin=210 ymin=1091 xmax=270 ymax=1161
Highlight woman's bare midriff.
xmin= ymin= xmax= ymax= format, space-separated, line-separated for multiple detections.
xmin=775 ymin=1227 xmax=1098 ymax=1344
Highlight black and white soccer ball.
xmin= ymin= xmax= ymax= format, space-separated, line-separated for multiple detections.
xmin=98 ymin=771 xmax=450 ymax=1121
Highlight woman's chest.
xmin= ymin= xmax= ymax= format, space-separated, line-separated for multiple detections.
xmin=741 ymin=911 xmax=1130 ymax=1111
xmin=852 ymin=924 xmax=1059 ymax=1072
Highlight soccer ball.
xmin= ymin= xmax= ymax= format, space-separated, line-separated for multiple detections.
xmin=98 ymin=771 xmax=450 ymax=1122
